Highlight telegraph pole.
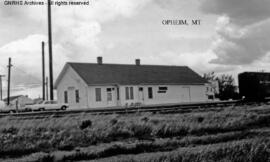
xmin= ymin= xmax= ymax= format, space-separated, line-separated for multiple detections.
xmin=42 ymin=41 xmax=45 ymax=100
xmin=45 ymin=77 xmax=49 ymax=101
xmin=48 ymin=0 xmax=54 ymax=100
xmin=7 ymin=58 xmax=12 ymax=105
xmin=0 ymin=75 xmax=5 ymax=100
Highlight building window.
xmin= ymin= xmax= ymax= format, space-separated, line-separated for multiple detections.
xmin=64 ymin=91 xmax=68 ymax=103
xmin=95 ymin=88 xmax=101 ymax=102
xmin=117 ymin=87 xmax=120 ymax=100
xmin=158 ymin=87 xmax=168 ymax=93
xmin=130 ymin=87 xmax=134 ymax=99
xmin=75 ymin=90 xmax=79 ymax=103
xmin=107 ymin=88 xmax=112 ymax=101
xmin=125 ymin=87 xmax=129 ymax=100
xmin=125 ymin=87 xmax=134 ymax=100
xmin=148 ymin=87 xmax=153 ymax=99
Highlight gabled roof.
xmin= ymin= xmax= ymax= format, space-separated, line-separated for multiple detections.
xmin=56 ymin=62 xmax=207 ymax=86
xmin=3 ymin=95 xmax=23 ymax=102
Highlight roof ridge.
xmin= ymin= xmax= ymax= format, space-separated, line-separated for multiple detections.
xmin=67 ymin=62 xmax=188 ymax=67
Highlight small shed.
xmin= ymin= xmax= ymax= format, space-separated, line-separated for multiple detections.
xmin=3 ymin=95 xmax=34 ymax=108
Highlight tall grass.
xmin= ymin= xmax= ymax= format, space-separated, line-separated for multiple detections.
xmin=6 ymin=136 xmax=270 ymax=162
xmin=0 ymin=105 xmax=270 ymax=160
xmin=97 ymin=138 xmax=270 ymax=162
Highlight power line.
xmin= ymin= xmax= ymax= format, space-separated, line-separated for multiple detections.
xmin=13 ymin=66 xmax=42 ymax=82
xmin=1 ymin=65 xmax=43 ymax=89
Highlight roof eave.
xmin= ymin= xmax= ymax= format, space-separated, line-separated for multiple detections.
xmin=54 ymin=63 xmax=69 ymax=89
xmin=86 ymin=82 xmax=207 ymax=86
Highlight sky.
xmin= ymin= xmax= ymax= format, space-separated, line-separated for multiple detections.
xmin=0 ymin=0 xmax=270 ymax=99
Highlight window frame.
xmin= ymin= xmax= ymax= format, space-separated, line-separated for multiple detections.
xmin=116 ymin=87 xmax=120 ymax=100
xmin=130 ymin=87 xmax=134 ymax=99
xmin=107 ymin=88 xmax=112 ymax=101
xmin=64 ymin=91 xmax=68 ymax=103
xmin=148 ymin=87 xmax=153 ymax=99
xmin=158 ymin=86 xmax=168 ymax=93
xmin=75 ymin=89 xmax=79 ymax=103
xmin=95 ymin=88 xmax=102 ymax=102
xmin=52 ymin=101 xmax=57 ymax=104
xmin=125 ymin=87 xmax=134 ymax=100
xmin=125 ymin=87 xmax=130 ymax=100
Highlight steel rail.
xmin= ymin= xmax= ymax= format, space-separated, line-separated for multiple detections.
xmin=0 ymin=100 xmax=246 ymax=118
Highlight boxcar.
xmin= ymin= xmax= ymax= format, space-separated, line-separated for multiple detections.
xmin=238 ymin=72 xmax=270 ymax=100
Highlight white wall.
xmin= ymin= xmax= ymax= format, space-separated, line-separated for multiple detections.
xmin=56 ymin=66 xmax=89 ymax=109
xmin=87 ymin=86 xmax=118 ymax=108
xmin=86 ymin=84 xmax=207 ymax=108
xmin=189 ymin=85 xmax=208 ymax=102
xmin=118 ymin=85 xmax=207 ymax=106
xmin=86 ymin=84 xmax=208 ymax=108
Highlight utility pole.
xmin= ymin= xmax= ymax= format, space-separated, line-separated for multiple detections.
xmin=42 ymin=41 xmax=45 ymax=100
xmin=48 ymin=0 xmax=54 ymax=100
xmin=7 ymin=58 xmax=12 ymax=105
xmin=45 ymin=77 xmax=49 ymax=101
xmin=0 ymin=75 xmax=5 ymax=100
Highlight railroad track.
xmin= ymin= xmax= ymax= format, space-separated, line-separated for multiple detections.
xmin=0 ymin=100 xmax=265 ymax=119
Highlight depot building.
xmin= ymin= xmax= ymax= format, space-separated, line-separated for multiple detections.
xmin=55 ymin=57 xmax=208 ymax=109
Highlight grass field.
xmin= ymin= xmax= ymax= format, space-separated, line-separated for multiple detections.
xmin=1 ymin=104 xmax=270 ymax=162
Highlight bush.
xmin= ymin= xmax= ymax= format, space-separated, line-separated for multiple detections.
xmin=110 ymin=118 xmax=118 ymax=125
xmin=2 ymin=127 xmax=19 ymax=134
xmin=197 ymin=117 xmax=204 ymax=123
xmin=106 ymin=125 xmax=132 ymax=140
xmin=129 ymin=123 xmax=152 ymax=139
xmin=150 ymin=119 xmax=160 ymax=125
xmin=80 ymin=120 xmax=92 ymax=130
xmin=154 ymin=123 xmax=188 ymax=138
xmin=141 ymin=116 xmax=149 ymax=123
xmin=36 ymin=140 xmax=52 ymax=151
xmin=38 ymin=154 xmax=55 ymax=162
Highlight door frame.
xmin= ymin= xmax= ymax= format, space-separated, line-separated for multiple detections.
xmin=182 ymin=86 xmax=191 ymax=102
xmin=138 ymin=87 xmax=144 ymax=104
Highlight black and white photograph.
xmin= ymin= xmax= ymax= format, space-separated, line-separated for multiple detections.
xmin=0 ymin=0 xmax=270 ymax=161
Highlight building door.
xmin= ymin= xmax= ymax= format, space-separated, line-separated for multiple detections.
xmin=106 ymin=88 xmax=114 ymax=106
xmin=68 ymin=87 xmax=76 ymax=107
xmin=182 ymin=87 xmax=191 ymax=102
xmin=116 ymin=87 xmax=121 ymax=106
xmin=138 ymin=87 xmax=144 ymax=104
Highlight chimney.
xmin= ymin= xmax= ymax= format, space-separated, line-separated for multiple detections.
xmin=97 ymin=56 xmax=103 ymax=65
xmin=135 ymin=59 xmax=140 ymax=66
